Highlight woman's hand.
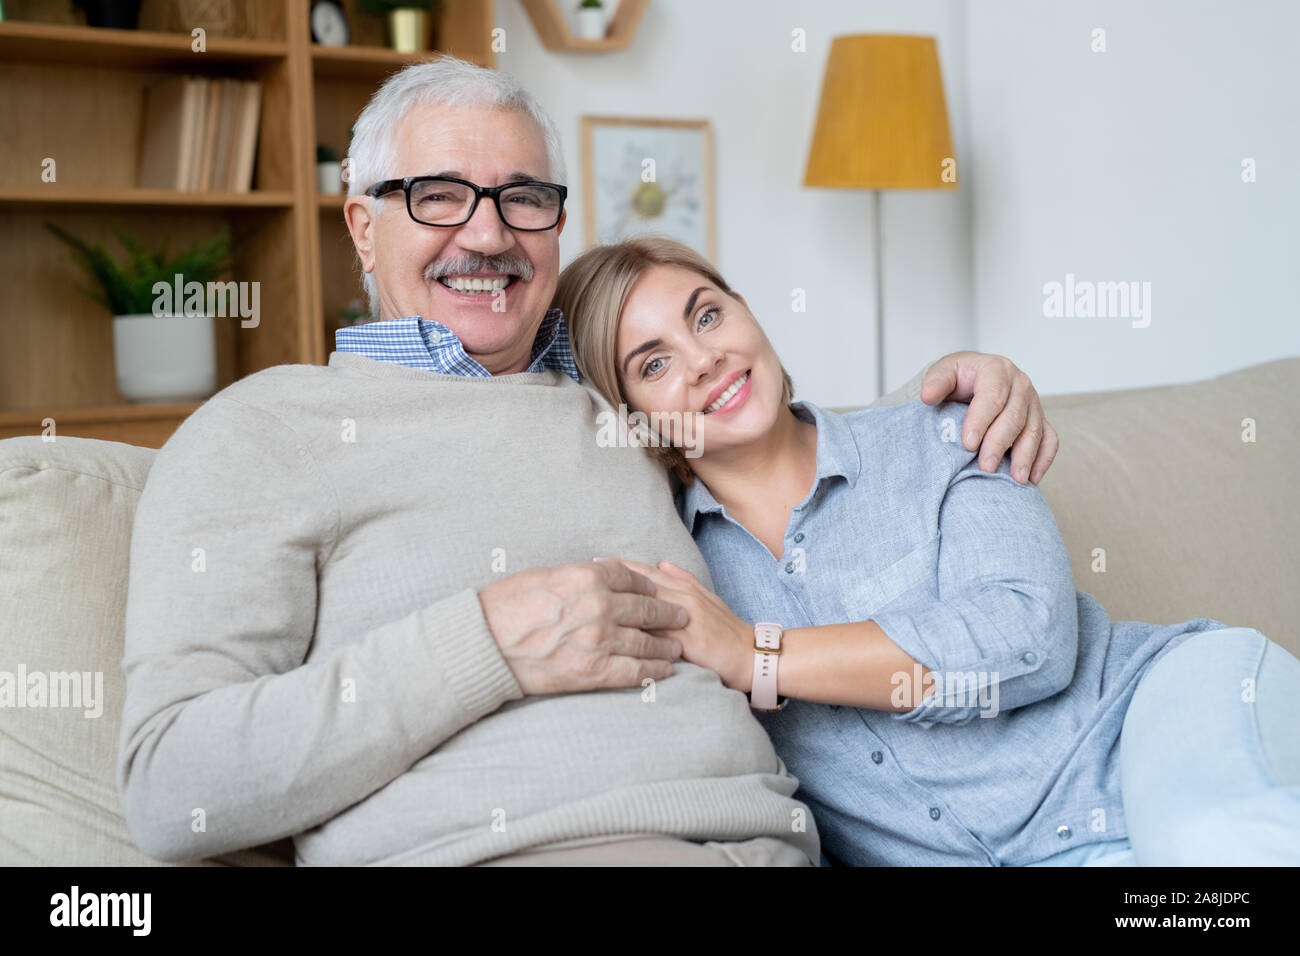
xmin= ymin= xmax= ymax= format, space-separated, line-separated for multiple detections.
xmin=594 ymin=557 xmax=754 ymax=693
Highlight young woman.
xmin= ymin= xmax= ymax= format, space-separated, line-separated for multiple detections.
xmin=554 ymin=236 xmax=1300 ymax=867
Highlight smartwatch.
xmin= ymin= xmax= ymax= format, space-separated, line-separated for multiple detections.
xmin=749 ymin=622 xmax=788 ymax=712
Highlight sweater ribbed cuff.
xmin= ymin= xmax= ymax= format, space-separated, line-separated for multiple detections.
xmin=419 ymin=587 xmax=524 ymax=724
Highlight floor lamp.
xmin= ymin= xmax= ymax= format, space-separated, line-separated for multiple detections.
xmin=803 ymin=35 xmax=958 ymax=398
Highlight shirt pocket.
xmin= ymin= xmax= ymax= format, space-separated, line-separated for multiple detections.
xmin=848 ymin=533 xmax=940 ymax=618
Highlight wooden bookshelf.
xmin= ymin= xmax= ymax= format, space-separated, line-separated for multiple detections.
xmin=0 ymin=0 xmax=495 ymax=447
xmin=0 ymin=19 xmax=289 ymax=68
xmin=0 ymin=187 xmax=295 ymax=207
xmin=0 ymin=402 xmax=206 ymax=449
xmin=312 ymin=42 xmax=448 ymax=80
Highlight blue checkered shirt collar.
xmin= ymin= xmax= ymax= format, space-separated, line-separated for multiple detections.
xmin=333 ymin=308 xmax=581 ymax=382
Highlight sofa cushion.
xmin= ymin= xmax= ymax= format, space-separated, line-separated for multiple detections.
xmin=1036 ymin=356 xmax=1298 ymax=657
xmin=0 ymin=435 xmax=292 ymax=866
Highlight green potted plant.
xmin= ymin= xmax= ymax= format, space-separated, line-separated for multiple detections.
xmin=576 ymin=0 xmax=606 ymax=41
xmin=45 ymin=222 xmax=235 ymax=403
xmin=361 ymin=0 xmax=439 ymax=54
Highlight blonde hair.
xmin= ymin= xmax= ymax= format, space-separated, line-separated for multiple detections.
xmin=554 ymin=236 xmax=794 ymax=486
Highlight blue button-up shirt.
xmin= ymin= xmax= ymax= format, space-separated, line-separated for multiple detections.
xmin=678 ymin=397 xmax=1226 ymax=866
xmin=334 ymin=308 xmax=580 ymax=382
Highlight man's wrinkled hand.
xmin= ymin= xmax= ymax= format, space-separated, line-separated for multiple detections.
xmin=477 ymin=560 xmax=686 ymax=695
xmin=919 ymin=351 xmax=1060 ymax=485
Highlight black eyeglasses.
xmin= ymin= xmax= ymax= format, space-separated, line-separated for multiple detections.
xmin=364 ymin=176 xmax=568 ymax=231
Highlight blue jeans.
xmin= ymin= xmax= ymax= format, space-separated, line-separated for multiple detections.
xmin=1028 ymin=627 xmax=1300 ymax=866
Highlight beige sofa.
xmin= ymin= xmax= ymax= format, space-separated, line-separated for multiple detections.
xmin=2 ymin=356 xmax=1296 ymax=866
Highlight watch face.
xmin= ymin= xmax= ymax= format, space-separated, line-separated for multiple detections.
xmin=311 ymin=1 xmax=349 ymax=47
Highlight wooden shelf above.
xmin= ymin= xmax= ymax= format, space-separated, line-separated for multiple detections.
xmin=0 ymin=401 xmax=204 ymax=448
xmin=520 ymin=0 xmax=648 ymax=52
xmin=0 ymin=402 xmax=203 ymax=427
xmin=0 ymin=20 xmax=287 ymax=69
xmin=0 ymin=188 xmax=294 ymax=208
xmin=311 ymin=43 xmax=445 ymax=80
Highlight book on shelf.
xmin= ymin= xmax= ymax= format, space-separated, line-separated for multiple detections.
xmin=207 ymin=79 xmax=239 ymax=192
xmin=231 ymin=80 xmax=263 ymax=194
xmin=135 ymin=77 xmax=194 ymax=190
xmin=194 ymin=80 xmax=222 ymax=191
xmin=137 ymin=76 xmax=262 ymax=193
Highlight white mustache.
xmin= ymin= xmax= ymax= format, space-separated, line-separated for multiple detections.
xmin=424 ymin=255 xmax=533 ymax=282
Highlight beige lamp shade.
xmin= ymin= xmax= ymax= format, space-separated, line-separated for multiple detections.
xmin=804 ymin=35 xmax=958 ymax=190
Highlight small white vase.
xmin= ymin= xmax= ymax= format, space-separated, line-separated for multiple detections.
xmin=386 ymin=8 xmax=429 ymax=53
xmin=316 ymin=161 xmax=343 ymax=195
xmin=112 ymin=314 xmax=217 ymax=403
xmin=576 ymin=6 xmax=605 ymax=40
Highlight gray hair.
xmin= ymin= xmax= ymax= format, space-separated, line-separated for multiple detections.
xmin=346 ymin=55 xmax=566 ymax=319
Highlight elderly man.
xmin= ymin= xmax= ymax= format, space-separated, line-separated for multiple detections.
xmin=117 ymin=56 xmax=1059 ymax=867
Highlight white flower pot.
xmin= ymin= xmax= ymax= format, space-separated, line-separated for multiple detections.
xmin=576 ymin=7 xmax=606 ymax=40
xmin=316 ymin=161 xmax=343 ymax=195
xmin=112 ymin=314 xmax=217 ymax=403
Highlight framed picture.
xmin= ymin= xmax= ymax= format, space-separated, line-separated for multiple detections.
xmin=580 ymin=116 xmax=716 ymax=261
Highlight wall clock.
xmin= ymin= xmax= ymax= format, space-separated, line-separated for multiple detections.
xmin=310 ymin=0 xmax=349 ymax=47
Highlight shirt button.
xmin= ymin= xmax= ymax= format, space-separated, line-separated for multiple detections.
xmin=871 ymin=751 xmax=883 ymax=765
xmin=1057 ymin=825 xmax=1072 ymax=840
xmin=427 ymin=328 xmax=443 ymax=343
xmin=793 ymin=532 xmax=805 ymax=543
xmin=929 ymin=807 xmax=941 ymax=821
xmin=784 ymin=562 xmax=795 ymax=574
xmin=1021 ymin=651 xmax=1037 ymax=665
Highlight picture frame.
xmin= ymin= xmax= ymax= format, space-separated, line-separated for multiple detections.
xmin=580 ymin=116 xmax=716 ymax=261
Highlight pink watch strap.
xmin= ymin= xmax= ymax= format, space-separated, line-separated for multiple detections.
xmin=750 ymin=622 xmax=783 ymax=711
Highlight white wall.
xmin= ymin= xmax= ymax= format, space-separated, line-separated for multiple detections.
xmin=965 ymin=0 xmax=1300 ymax=394
xmin=497 ymin=0 xmax=975 ymax=405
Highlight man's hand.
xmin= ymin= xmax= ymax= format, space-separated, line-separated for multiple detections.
xmin=920 ymin=351 xmax=1059 ymax=485
xmin=477 ymin=560 xmax=687 ymax=695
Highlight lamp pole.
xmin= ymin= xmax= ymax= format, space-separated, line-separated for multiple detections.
xmin=873 ymin=189 xmax=885 ymax=399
